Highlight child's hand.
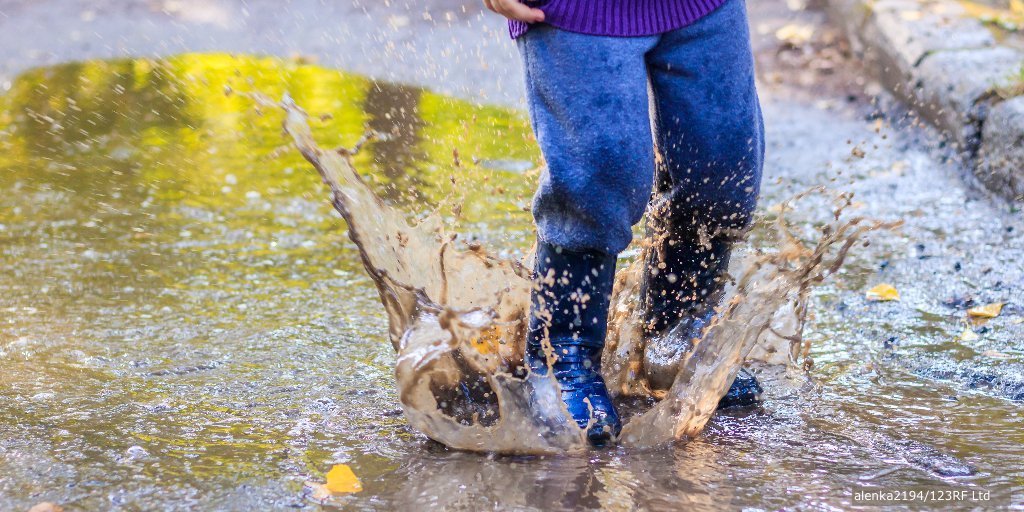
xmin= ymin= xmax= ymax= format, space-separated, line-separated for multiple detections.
xmin=483 ymin=0 xmax=545 ymax=23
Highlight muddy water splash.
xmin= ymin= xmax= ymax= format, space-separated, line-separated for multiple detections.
xmin=265 ymin=94 xmax=897 ymax=453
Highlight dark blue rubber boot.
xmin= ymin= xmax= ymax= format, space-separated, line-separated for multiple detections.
xmin=640 ymin=228 xmax=763 ymax=405
xmin=527 ymin=242 xmax=621 ymax=446
xmin=718 ymin=368 xmax=763 ymax=408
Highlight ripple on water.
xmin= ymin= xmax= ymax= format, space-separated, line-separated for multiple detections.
xmin=0 ymin=54 xmax=1022 ymax=510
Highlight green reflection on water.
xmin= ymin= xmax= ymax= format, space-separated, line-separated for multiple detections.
xmin=0 ymin=53 xmax=537 ymax=221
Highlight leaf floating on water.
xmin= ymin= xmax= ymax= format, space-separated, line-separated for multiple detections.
xmin=967 ymin=302 xmax=1004 ymax=319
xmin=325 ymin=464 xmax=362 ymax=494
xmin=308 ymin=464 xmax=363 ymax=499
xmin=959 ymin=327 xmax=980 ymax=341
xmin=865 ymin=283 xmax=900 ymax=302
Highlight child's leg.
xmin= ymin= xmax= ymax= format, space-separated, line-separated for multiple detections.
xmin=518 ymin=26 xmax=659 ymax=255
xmin=643 ymin=0 xmax=763 ymax=329
xmin=640 ymin=0 xmax=765 ymax=394
xmin=517 ymin=27 xmax=658 ymax=444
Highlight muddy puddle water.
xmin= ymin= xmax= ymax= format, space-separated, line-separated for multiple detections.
xmin=1 ymin=54 xmax=1022 ymax=510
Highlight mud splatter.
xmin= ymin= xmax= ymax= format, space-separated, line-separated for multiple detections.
xmin=264 ymin=93 xmax=898 ymax=453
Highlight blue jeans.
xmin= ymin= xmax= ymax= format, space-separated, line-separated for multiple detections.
xmin=517 ymin=0 xmax=764 ymax=255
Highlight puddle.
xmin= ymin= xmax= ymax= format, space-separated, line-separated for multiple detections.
xmin=1 ymin=54 xmax=1022 ymax=510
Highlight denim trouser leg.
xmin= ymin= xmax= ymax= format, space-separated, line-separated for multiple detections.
xmin=646 ymin=0 xmax=764 ymax=237
xmin=517 ymin=27 xmax=658 ymax=255
xmin=517 ymin=0 xmax=763 ymax=256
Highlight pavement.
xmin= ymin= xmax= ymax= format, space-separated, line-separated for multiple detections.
xmin=823 ymin=0 xmax=1024 ymax=202
xmin=0 ymin=0 xmax=523 ymax=106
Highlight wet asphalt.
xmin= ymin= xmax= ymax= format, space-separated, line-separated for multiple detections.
xmin=3 ymin=0 xmax=1022 ymax=464
xmin=0 ymin=0 xmax=1021 ymax=508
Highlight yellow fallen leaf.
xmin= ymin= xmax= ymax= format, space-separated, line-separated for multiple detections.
xmin=959 ymin=327 xmax=980 ymax=341
xmin=866 ymin=283 xmax=900 ymax=302
xmin=967 ymin=302 xmax=1004 ymax=319
xmin=469 ymin=325 xmax=502 ymax=355
xmin=775 ymin=23 xmax=815 ymax=45
xmin=325 ymin=464 xmax=362 ymax=494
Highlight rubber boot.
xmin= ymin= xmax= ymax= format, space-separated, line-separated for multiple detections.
xmin=718 ymin=368 xmax=763 ymax=408
xmin=640 ymin=229 xmax=762 ymax=407
xmin=642 ymin=236 xmax=732 ymax=335
xmin=527 ymin=242 xmax=621 ymax=446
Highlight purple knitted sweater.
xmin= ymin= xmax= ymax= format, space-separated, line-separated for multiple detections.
xmin=509 ymin=0 xmax=728 ymax=38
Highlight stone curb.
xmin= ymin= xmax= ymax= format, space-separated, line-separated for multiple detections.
xmin=823 ymin=0 xmax=1024 ymax=202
